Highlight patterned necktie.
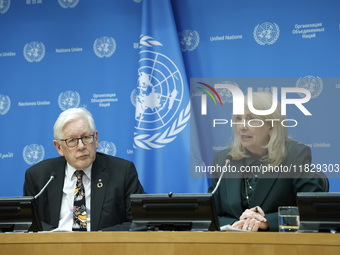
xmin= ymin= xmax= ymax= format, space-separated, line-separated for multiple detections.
xmin=72 ymin=170 xmax=87 ymax=231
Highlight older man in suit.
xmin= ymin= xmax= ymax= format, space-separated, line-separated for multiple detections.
xmin=24 ymin=107 xmax=145 ymax=231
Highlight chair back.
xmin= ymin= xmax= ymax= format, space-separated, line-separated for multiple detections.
xmin=315 ymin=171 xmax=329 ymax=192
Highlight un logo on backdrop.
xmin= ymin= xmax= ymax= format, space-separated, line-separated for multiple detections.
xmin=215 ymin=81 xmax=240 ymax=104
xmin=58 ymin=0 xmax=79 ymax=8
xmin=23 ymin=41 xmax=45 ymax=63
xmin=0 ymin=0 xmax=10 ymax=14
xmin=0 ymin=94 xmax=11 ymax=115
xmin=178 ymin=30 xmax=200 ymax=52
xmin=296 ymin=76 xmax=323 ymax=99
xmin=98 ymin=141 xmax=117 ymax=156
xmin=132 ymin=36 xmax=190 ymax=150
xmin=254 ymin=22 xmax=280 ymax=45
xmin=58 ymin=91 xmax=81 ymax=111
xmin=23 ymin=144 xmax=45 ymax=165
xmin=93 ymin=36 xmax=116 ymax=58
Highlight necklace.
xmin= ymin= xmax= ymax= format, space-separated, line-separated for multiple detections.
xmin=244 ymin=174 xmax=257 ymax=207
xmin=244 ymin=178 xmax=251 ymax=207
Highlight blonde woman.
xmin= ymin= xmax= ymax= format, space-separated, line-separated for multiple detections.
xmin=208 ymin=92 xmax=323 ymax=231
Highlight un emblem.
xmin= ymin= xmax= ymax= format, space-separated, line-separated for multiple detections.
xmin=0 ymin=0 xmax=10 ymax=14
xmin=133 ymin=36 xmax=190 ymax=150
xmin=58 ymin=0 xmax=79 ymax=8
xmin=23 ymin=41 xmax=45 ymax=63
xmin=58 ymin=91 xmax=81 ymax=111
xmin=98 ymin=141 xmax=117 ymax=156
xmin=254 ymin=22 xmax=280 ymax=45
xmin=0 ymin=94 xmax=11 ymax=115
xmin=23 ymin=144 xmax=45 ymax=165
xmin=130 ymin=89 xmax=138 ymax=107
xmin=215 ymin=81 xmax=240 ymax=104
xmin=178 ymin=30 xmax=200 ymax=52
xmin=93 ymin=36 xmax=116 ymax=58
xmin=296 ymin=76 xmax=323 ymax=99
xmin=135 ymin=51 xmax=184 ymax=131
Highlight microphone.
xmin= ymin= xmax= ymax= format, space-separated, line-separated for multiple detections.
xmin=34 ymin=172 xmax=57 ymax=200
xmin=211 ymin=155 xmax=232 ymax=195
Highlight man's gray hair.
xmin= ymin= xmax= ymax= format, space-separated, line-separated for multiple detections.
xmin=53 ymin=107 xmax=96 ymax=140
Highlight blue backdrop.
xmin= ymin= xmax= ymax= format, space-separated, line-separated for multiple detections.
xmin=0 ymin=0 xmax=339 ymax=197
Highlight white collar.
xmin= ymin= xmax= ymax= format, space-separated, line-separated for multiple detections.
xmin=66 ymin=162 xmax=92 ymax=181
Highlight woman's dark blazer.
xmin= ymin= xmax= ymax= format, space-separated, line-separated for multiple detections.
xmin=208 ymin=140 xmax=323 ymax=231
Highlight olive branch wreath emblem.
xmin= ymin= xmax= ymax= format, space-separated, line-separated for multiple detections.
xmin=134 ymin=36 xmax=190 ymax=150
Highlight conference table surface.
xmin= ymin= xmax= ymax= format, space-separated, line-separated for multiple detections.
xmin=1 ymin=231 xmax=340 ymax=255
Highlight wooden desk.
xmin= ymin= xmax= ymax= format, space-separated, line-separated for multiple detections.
xmin=1 ymin=231 xmax=340 ymax=255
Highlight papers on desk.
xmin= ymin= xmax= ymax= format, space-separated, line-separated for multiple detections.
xmin=38 ymin=228 xmax=72 ymax=233
xmin=50 ymin=228 xmax=72 ymax=232
xmin=220 ymin=225 xmax=250 ymax=232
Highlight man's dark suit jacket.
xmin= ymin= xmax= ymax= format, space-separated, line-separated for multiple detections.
xmin=24 ymin=152 xmax=145 ymax=231
xmin=208 ymin=139 xmax=323 ymax=231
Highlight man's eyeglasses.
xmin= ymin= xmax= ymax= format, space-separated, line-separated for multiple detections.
xmin=60 ymin=134 xmax=95 ymax=148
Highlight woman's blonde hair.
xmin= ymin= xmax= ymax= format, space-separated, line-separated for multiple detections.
xmin=229 ymin=91 xmax=288 ymax=166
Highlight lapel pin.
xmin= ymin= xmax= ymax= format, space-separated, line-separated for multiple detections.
xmin=97 ymin=179 xmax=103 ymax=188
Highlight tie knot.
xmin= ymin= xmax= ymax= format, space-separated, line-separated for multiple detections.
xmin=74 ymin=170 xmax=84 ymax=179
